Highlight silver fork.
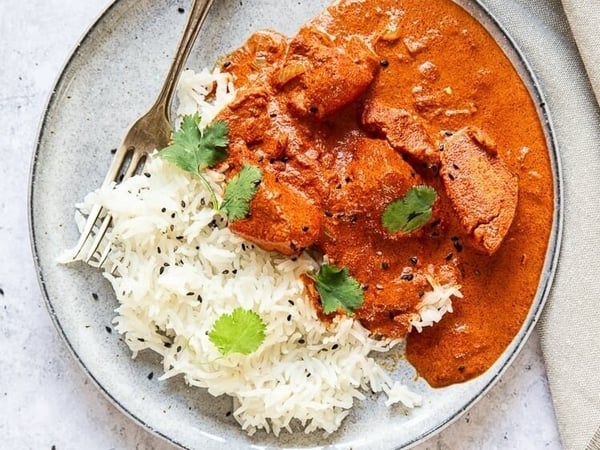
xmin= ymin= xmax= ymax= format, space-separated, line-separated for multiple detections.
xmin=70 ymin=0 xmax=215 ymax=268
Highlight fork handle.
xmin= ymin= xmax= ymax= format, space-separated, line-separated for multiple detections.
xmin=152 ymin=0 xmax=216 ymax=120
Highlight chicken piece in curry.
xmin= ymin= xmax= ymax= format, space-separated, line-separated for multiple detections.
xmin=215 ymin=0 xmax=554 ymax=387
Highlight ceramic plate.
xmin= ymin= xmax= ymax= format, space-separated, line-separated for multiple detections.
xmin=29 ymin=0 xmax=562 ymax=448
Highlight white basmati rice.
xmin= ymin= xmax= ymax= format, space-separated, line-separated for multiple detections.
xmin=61 ymin=68 xmax=462 ymax=435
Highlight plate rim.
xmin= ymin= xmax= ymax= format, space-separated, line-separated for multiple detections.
xmin=27 ymin=0 xmax=564 ymax=449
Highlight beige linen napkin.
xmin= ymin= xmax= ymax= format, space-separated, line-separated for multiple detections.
xmin=536 ymin=1 xmax=600 ymax=449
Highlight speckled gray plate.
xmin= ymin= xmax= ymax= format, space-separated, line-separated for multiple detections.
xmin=29 ymin=0 xmax=562 ymax=449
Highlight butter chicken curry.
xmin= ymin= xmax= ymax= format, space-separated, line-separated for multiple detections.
xmin=214 ymin=0 xmax=554 ymax=387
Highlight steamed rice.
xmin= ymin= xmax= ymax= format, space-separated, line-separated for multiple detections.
xmin=62 ymin=68 xmax=462 ymax=435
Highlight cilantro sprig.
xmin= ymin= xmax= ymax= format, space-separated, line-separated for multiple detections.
xmin=309 ymin=264 xmax=364 ymax=315
xmin=158 ymin=114 xmax=229 ymax=208
xmin=222 ymin=164 xmax=262 ymax=221
xmin=208 ymin=308 xmax=266 ymax=356
xmin=158 ymin=115 xmax=261 ymax=222
xmin=382 ymin=185 xmax=437 ymax=233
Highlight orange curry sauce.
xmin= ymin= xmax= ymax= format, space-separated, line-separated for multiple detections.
xmin=215 ymin=0 xmax=553 ymax=387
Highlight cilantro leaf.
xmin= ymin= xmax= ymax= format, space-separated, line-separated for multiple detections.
xmin=208 ymin=308 xmax=266 ymax=356
xmin=200 ymin=120 xmax=229 ymax=154
xmin=158 ymin=114 xmax=229 ymax=173
xmin=382 ymin=185 xmax=437 ymax=233
xmin=221 ymin=164 xmax=262 ymax=221
xmin=310 ymin=264 xmax=364 ymax=315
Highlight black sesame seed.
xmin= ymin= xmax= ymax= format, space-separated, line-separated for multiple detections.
xmin=381 ymin=262 xmax=390 ymax=270
xmin=453 ymin=240 xmax=463 ymax=252
xmin=452 ymin=163 xmax=460 ymax=170
xmin=159 ymin=267 xmax=165 ymax=275
xmin=309 ymin=106 xmax=318 ymax=114
xmin=164 ymin=342 xmax=172 ymax=348
xmin=302 ymin=225 xmax=309 ymax=232
xmin=147 ymin=372 xmax=154 ymax=380
xmin=223 ymin=61 xmax=231 ymax=68
xmin=91 ymin=292 xmax=98 ymax=301
xmin=445 ymin=252 xmax=454 ymax=261
xmin=281 ymin=156 xmax=289 ymax=163
xmin=232 ymin=269 xmax=238 ymax=274
xmin=401 ymin=273 xmax=414 ymax=281
xmin=409 ymin=256 xmax=418 ymax=264
xmin=291 ymin=256 xmax=298 ymax=262
xmin=197 ymin=295 xmax=203 ymax=302
xmin=110 ymin=148 xmax=117 ymax=154
xmin=306 ymin=372 xmax=312 ymax=378
xmin=380 ymin=59 xmax=389 ymax=67
xmin=176 ymin=345 xmax=182 ymax=352
xmin=137 ymin=337 xmax=145 ymax=342
xmin=458 ymin=365 xmax=466 ymax=373
xmin=171 ymin=212 xmax=176 ymax=219
xmin=448 ymin=173 xmax=455 ymax=181
xmin=345 ymin=176 xmax=352 ymax=183
xmin=298 ymin=339 xmax=305 ymax=344
xmin=332 ymin=344 xmax=339 ymax=350
xmin=176 ymin=235 xmax=184 ymax=240
xmin=186 ymin=292 xmax=194 ymax=296
xmin=439 ymin=144 xmax=445 ymax=152
xmin=144 ymin=172 xmax=151 ymax=178
xmin=362 ymin=284 xmax=369 ymax=291
xmin=226 ymin=411 xmax=232 ymax=417
xmin=105 ymin=326 xmax=112 ymax=334
xmin=444 ymin=130 xmax=454 ymax=136
xmin=177 ymin=7 xmax=185 ymax=13
xmin=324 ymin=210 xmax=333 ymax=217
xmin=242 ymin=243 xmax=246 ymax=251
xmin=222 ymin=270 xmax=229 ymax=275
xmin=181 ymin=200 xmax=186 ymax=208
xmin=269 ymin=113 xmax=277 ymax=118
xmin=288 ymin=299 xmax=295 ymax=306
xmin=287 ymin=314 xmax=292 ymax=321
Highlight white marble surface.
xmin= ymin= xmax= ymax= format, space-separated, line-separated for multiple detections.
xmin=0 ymin=0 xmax=563 ymax=449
